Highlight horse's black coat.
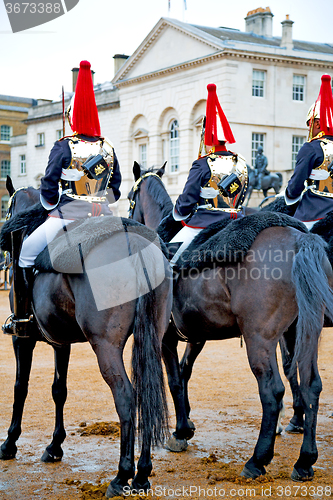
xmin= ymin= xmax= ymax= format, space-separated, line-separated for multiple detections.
xmin=178 ymin=211 xmax=307 ymax=270
xmin=128 ymin=164 xmax=333 ymax=482
xmin=0 ymin=180 xmax=173 ymax=498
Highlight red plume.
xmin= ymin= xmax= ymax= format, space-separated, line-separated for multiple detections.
xmin=204 ymin=83 xmax=235 ymax=145
xmin=71 ymin=60 xmax=101 ymax=137
xmin=319 ymin=74 xmax=333 ymax=136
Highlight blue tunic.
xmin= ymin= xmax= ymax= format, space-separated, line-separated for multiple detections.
xmin=174 ymin=151 xmax=243 ymax=228
xmin=40 ymin=135 xmax=121 ymax=219
xmin=286 ymin=135 xmax=333 ymax=223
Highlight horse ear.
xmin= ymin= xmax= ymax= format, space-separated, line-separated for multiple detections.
xmin=6 ymin=176 xmax=15 ymax=196
xmin=156 ymin=161 xmax=167 ymax=178
xmin=133 ymin=161 xmax=141 ymax=181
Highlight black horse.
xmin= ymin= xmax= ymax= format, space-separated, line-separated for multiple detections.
xmin=0 ymin=178 xmax=173 ymax=498
xmin=128 ymin=164 xmax=333 ymax=481
xmin=244 ymin=165 xmax=283 ymax=206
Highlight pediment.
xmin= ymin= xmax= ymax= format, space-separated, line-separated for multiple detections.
xmin=113 ymin=18 xmax=221 ymax=84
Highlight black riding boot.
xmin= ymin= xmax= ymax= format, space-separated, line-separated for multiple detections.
xmin=2 ymin=267 xmax=34 ymax=338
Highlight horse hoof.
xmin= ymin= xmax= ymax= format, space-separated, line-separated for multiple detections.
xmin=165 ymin=435 xmax=188 ymax=452
xmin=131 ymin=479 xmax=150 ymax=493
xmin=106 ymin=481 xmax=129 ymax=498
xmin=241 ymin=465 xmax=266 ymax=479
xmin=285 ymin=423 xmax=304 ymax=434
xmin=291 ymin=467 xmax=314 ymax=482
xmin=0 ymin=448 xmax=16 ymax=460
xmin=41 ymin=450 xmax=62 ymax=463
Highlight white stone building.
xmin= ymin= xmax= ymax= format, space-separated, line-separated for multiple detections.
xmin=9 ymin=8 xmax=333 ymax=214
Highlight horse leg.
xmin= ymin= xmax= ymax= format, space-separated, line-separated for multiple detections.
xmin=0 ymin=335 xmax=36 ymax=459
xmin=162 ymin=323 xmax=194 ymax=452
xmin=280 ymin=325 xmax=304 ymax=433
xmin=291 ymin=350 xmax=322 ymax=481
xmin=93 ymin=342 xmax=135 ymax=498
xmin=241 ymin=338 xmax=285 ymax=479
xmin=41 ymin=344 xmax=71 ymax=462
xmin=179 ymin=341 xmax=206 ymax=425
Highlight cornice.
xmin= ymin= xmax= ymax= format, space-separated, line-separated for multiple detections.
xmin=115 ymin=49 xmax=333 ymax=88
xmin=115 ymin=19 xmax=221 ymax=83
xmin=23 ymin=101 xmax=120 ymax=125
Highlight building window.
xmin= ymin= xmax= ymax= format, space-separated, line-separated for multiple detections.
xmin=139 ymin=144 xmax=147 ymax=169
xmin=56 ymin=129 xmax=63 ymax=140
xmin=1 ymin=125 xmax=11 ymax=141
xmin=20 ymin=154 xmax=26 ymax=175
xmin=252 ymin=70 xmax=265 ymax=97
xmin=251 ymin=133 xmax=265 ymax=167
xmin=170 ymin=120 xmax=179 ymax=173
xmin=293 ymin=75 xmax=305 ymax=101
xmin=1 ymin=195 xmax=9 ymax=220
xmin=36 ymin=132 xmax=45 ymax=147
xmin=1 ymin=160 xmax=11 ymax=179
xmin=292 ymin=136 xmax=306 ymax=169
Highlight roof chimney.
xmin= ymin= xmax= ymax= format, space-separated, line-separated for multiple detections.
xmin=71 ymin=67 xmax=95 ymax=92
xmin=113 ymin=54 xmax=130 ymax=76
xmin=280 ymin=15 xmax=294 ymax=49
xmin=245 ymin=7 xmax=273 ymax=37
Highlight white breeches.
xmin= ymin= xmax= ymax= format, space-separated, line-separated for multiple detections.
xmin=19 ymin=216 xmax=74 ymax=267
xmin=302 ymin=220 xmax=316 ymax=230
xmin=169 ymin=226 xmax=202 ymax=265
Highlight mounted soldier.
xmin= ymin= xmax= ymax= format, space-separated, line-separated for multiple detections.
xmin=2 ymin=60 xmax=122 ymax=337
xmin=285 ymin=74 xmax=333 ymax=229
xmin=169 ymin=83 xmax=248 ymax=264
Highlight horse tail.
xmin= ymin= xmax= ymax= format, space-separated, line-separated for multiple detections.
xmin=131 ymin=289 xmax=169 ymax=447
xmin=292 ymin=232 xmax=333 ymax=374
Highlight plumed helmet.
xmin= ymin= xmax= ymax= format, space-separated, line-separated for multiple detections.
xmin=204 ymin=83 xmax=235 ymax=146
xmin=306 ymin=102 xmax=320 ymax=125
xmin=307 ymin=75 xmax=333 ymax=139
xmin=68 ymin=60 xmax=101 ymax=137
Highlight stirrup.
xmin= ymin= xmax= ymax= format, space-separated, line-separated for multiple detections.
xmin=2 ymin=313 xmax=33 ymax=338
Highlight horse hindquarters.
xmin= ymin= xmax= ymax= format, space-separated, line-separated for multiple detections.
xmin=289 ymin=232 xmax=333 ymax=480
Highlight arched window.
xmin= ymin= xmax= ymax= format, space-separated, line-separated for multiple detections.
xmin=1 ymin=195 xmax=9 ymax=220
xmin=169 ymin=120 xmax=179 ymax=173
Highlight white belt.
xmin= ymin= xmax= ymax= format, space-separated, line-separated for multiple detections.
xmin=65 ymin=193 xmax=107 ymax=202
xmin=61 ymin=168 xmax=84 ymax=181
xmin=309 ymin=169 xmax=330 ymax=180
xmin=200 ymin=187 xmax=219 ymax=199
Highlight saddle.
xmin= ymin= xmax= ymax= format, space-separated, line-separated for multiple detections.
xmin=0 ymin=204 xmax=165 ymax=274
xmin=170 ymin=211 xmax=308 ymax=271
xmin=35 ymin=217 xmax=163 ymax=273
xmin=261 ymin=198 xmax=333 ymax=266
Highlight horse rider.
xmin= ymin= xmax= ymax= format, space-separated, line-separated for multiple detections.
xmin=285 ymin=74 xmax=333 ymax=230
xmin=254 ymin=146 xmax=268 ymax=190
xmin=2 ymin=60 xmax=121 ymax=337
xmin=169 ymin=83 xmax=248 ymax=264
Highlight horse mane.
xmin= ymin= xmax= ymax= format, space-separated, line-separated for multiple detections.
xmin=141 ymin=167 xmax=173 ymax=219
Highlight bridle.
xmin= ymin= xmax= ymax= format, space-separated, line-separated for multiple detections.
xmin=128 ymin=171 xmax=163 ymax=219
xmin=2 ymin=187 xmax=29 ymax=271
xmin=5 ymin=186 xmax=28 ymax=221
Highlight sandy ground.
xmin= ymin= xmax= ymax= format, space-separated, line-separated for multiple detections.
xmin=0 ymin=289 xmax=332 ymax=500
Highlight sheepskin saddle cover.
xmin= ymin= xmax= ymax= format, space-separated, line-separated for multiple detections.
xmin=33 ymin=217 xmax=163 ymax=273
xmin=177 ymin=211 xmax=308 ymax=271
